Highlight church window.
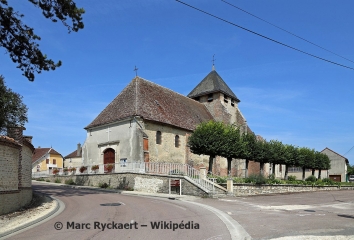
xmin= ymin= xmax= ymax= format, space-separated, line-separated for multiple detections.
xmin=231 ymin=99 xmax=235 ymax=107
xmin=175 ymin=135 xmax=180 ymax=148
xmin=224 ymin=94 xmax=229 ymax=103
xmin=207 ymin=93 xmax=213 ymax=102
xmin=156 ymin=131 xmax=162 ymax=144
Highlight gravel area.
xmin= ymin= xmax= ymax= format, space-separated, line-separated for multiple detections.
xmin=0 ymin=193 xmax=56 ymax=234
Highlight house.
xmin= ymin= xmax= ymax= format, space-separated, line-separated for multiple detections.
xmin=0 ymin=127 xmax=34 ymax=215
xmin=82 ymin=68 xmax=269 ymax=176
xmin=63 ymin=143 xmax=83 ymax=168
xmin=321 ymin=147 xmax=348 ymax=182
xmin=32 ymin=147 xmax=63 ymax=174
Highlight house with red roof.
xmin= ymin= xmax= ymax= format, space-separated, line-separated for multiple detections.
xmin=63 ymin=143 xmax=83 ymax=168
xmin=32 ymin=147 xmax=63 ymax=174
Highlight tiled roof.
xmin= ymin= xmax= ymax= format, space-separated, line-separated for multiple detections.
xmin=64 ymin=148 xmax=82 ymax=158
xmin=85 ymin=77 xmax=214 ymax=131
xmin=32 ymin=148 xmax=61 ymax=163
xmin=187 ymin=70 xmax=240 ymax=102
xmin=0 ymin=136 xmax=21 ymax=147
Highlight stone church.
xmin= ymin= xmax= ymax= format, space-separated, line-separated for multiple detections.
xmin=82 ymin=68 xmax=258 ymax=176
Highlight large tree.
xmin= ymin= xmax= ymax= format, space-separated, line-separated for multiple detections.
xmin=0 ymin=75 xmax=28 ymax=134
xmin=241 ymin=132 xmax=258 ymax=178
xmin=188 ymin=121 xmax=225 ymax=175
xmin=0 ymin=0 xmax=85 ymax=81
xmin=220 ymin=124 xmax=245 ymax=176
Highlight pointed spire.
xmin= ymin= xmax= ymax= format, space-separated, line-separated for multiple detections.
xmin=212 ymin=54 xmax=216 ymax=71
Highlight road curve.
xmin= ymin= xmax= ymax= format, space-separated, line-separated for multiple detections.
xmin=7 ymin=183 xmax=237 ymax=240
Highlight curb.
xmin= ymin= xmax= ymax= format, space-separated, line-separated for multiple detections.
xmin=0 ymin=195 xmax=65 ymax=240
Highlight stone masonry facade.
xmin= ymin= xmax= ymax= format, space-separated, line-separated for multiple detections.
xmin=0 ymin=127 xmax=34 ymax=215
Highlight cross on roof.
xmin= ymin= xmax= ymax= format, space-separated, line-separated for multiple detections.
xmin=212 ymin=54 xmax=216 ymax=70
xmin=134 ymin=66 xmax=138 ymax=76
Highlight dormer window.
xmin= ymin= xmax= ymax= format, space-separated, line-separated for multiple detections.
xmin=231 ymin=99 xmax=235 ymax=107
xmin=207 ymin=93 xmax=213 ymax=102
xmin=224 ymin=94 xmax=228 ymax=103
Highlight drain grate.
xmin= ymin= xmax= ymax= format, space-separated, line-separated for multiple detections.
xmin=304 ymin=210 xmax=316 ymax=212
xmin=100 ymin=203 xmax=122 ymax=206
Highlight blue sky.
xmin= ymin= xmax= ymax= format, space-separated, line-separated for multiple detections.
xmin=1 ymin=0 xmax=353 ymax=165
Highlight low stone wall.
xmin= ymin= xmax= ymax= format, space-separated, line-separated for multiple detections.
xmin=228 ymin=184 xmax=354 ymax=196
xmin=0 ymin=188 xmax=33 ymax=215
xmin=44 ymin=173 xmax=211 ymax=197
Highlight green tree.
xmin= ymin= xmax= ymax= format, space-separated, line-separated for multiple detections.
xmin=315 ymin=152 xmax=330 ymax=179
xmin=347 ymin=164 xmax=354 ymax=176
xmin=0 ymin=76 xmax=28 ymax=134
xmin=283 ymin=145 xmax=299 ymax=180
xmin=220 ymin=125 xmax=245 ymax=176
xmin=253 ymin=138 xmax=269 ymax=175
xmin=268 ymin=140 xmax=286 ymax=175
xmin=0 ymin=0 xmax=85 ymax=81
xmin=297 ymin=147 xmax=315 ymax=180
xmin=188 ymin=121 xmax=225 ymax=174
xmin=241 ymin=132 xmax=258 ymax=178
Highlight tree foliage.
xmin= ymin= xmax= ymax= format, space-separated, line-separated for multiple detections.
xmin=0 ymin=0 xmax=85 ymax=81
xmin=0 ymin=75 xmax=28 ymax=134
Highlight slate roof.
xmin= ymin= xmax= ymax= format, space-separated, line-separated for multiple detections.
xmin=64 ymin=148 xmax=82 ymax=158
xmin=32 ymin=148 xmax=61 ymax=163
xmin=85 ymin=77 xmax=214 ymax=131
xmin=187 ymin=70 xmax=240 ymax=102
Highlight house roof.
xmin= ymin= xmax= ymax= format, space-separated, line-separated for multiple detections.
xmin=85 ymin=77 xmax=214 ymax=131
xmin=321 ymin=147 xmax=349 ymax=164
xmin=187 ymin=70 xmax=240 ymax=102
xmin=64 ymin=148 xmax=82 ymax=158
xmin=32 ymin=148 xmax=61 ymax=163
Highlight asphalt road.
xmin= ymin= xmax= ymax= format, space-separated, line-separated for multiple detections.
xmin=195 ymin=190 xmax=354 ymax=239
xmin=8 ymin=183 xmax=240 ymax=240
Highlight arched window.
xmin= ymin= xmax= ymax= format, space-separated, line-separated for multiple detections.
xmin=175 ymin=135 xmax=180 ymax=148
xmin=156 ymin=131 xmax=162 ymax=144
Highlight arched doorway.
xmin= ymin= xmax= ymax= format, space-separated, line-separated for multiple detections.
xmin=104 ymin=148 xmax=115 ymax=164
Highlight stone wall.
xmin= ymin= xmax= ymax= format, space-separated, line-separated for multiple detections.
xmin=230 ymin=183 xmax=354 ymax=196
xmin=44 ymin=173 xmax=214 ymax=197
xmin=0 ymin=129 xmax=34 ymax=215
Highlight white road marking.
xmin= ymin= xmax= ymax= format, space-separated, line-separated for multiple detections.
xmin=183 ymin=200 xmax=251 ymax=240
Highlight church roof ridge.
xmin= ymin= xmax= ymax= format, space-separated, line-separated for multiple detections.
xmin=85 ymin=76 xmax=214 ymax=130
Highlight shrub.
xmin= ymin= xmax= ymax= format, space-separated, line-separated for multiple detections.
xmin=54 ymin=178 xmax=61 ymax=183
xmin=267 ymin=178 xmax=282 ymax=185
xmin=322 ymin=178 xmax=335 ymax=185
xmin=245 ymin=174 xmax=266 ymax=185
xmin=45 ymin=179 xmax=50 ymax=182
xmin=99 ymin=182 xmax=109 ymax=188
xmin=215 ymin=176 xmax=227 ymax=184
xmin=287 ymin=175 xmax=296 ymax=181
xmin=36 ymin=177 xmax=45 ymax=181
xmin=305 ymin=175 xmax=317 ymax=182
xmin=65 ymin=179 xmax=76 ymax=185
xmin=233 ymin=177 xmax=246 ymax=183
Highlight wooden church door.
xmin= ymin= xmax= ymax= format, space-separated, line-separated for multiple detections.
xmin=104 ymin=148 xmax=115 ymax=164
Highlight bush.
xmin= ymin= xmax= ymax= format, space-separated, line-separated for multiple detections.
xmin=215 ymin=176 xmax=227 ymax=184
xmin=305 ymin=175 xmax=317 ymax=182
xmin=45 ymin=179 xmax=50 ymax=182
xmin=267 ymin=178 xmax=282 ymax=185
xmin=36 ymin=177 xmax=45 ymax=181
xmin=233 ymin=177 xmax=246 ymax=183
xmin=99 ymin=182 xmax=109 ymax=188
xmin=322 ymin=178 xmax=335 ymax=185
xmin=65 ymin=179 xmax=76 ymax=185
xmin=245 ymin=174 xmax=266 ymax=185
xmin=54 ymin=178 xmax=61 ymax=183
xmin=287 ymin=175 xmax=296 ymax=181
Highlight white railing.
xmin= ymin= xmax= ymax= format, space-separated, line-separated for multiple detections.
xmin=31 ymin=162 xmax=221 ymax=193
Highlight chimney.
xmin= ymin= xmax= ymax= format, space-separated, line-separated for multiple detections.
xmin=24 ymin=135 xmax=33 ymax=143
xmin=77 ymin=143 xmax=81 ymax=156
xmin=7 ymin=126 xmax=25 ymax=144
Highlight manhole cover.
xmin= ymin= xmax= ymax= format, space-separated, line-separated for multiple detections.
xmin=100 ymin=203 xmax=121 ymax=206
xmin=304 ymin=210 xmax=315 ymax=212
